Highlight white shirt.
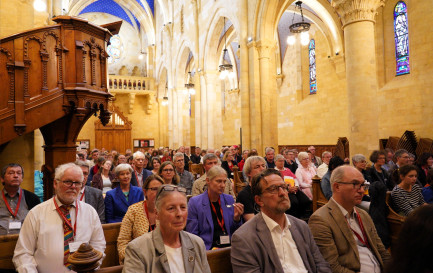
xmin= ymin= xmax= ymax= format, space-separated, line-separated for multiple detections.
xmin=13 ymin=197 xmax=106 ymax=273
xmin=164 ymin=244 xmax=185 ymax=273
xmin=316 ymin=163 xmax=328 ymax=178
xmin=261 ymin=213 xmax=307 ymax=273
xmin=77 ymin=188 xmax=85 ymax=203
xmin=333 ymin=198 xmax=381 ymax=273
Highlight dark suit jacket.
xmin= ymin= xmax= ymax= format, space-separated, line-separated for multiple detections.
xmin=84 ymin=186 xmax=105 ymax=224
xmin=221 ymin=160 xmax=237 ymax=179
xmin=130 ymin=169 xmax=153 ymax=187
xmin=308 ymin=198 xmax=391 ymax=273
xmin=104 ymin=186 xmax=144 ymax=223
xmin=367 ymin=165 xmax=393 ymax=190
xmin=231 ymin=212 xmax=331 ymax=273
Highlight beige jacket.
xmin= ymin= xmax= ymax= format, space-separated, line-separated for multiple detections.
xmin=191 ymin=173 xmax=235 ymax=199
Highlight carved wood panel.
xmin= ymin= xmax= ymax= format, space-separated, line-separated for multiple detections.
xmin=0 ymin=48 xmax=13 ymax=111
xmin=24 ymin=37 xmax=43 ymax=98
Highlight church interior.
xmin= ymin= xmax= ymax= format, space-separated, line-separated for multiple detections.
xmin=0 ymin=0 xmax=432 ymax=271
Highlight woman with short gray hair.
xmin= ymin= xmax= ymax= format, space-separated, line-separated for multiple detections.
xmin=295 ymin=152 xmax=317 ymax=200
xmin=123 ymin=184 xmax=211 ymax=273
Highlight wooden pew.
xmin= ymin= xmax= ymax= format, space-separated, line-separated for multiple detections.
xmin=101 ymin=223 xmax=121 ymax=268
xmin=0 ymin=234 xmax=19 ymax=270
xmin=385 ymin=192 xmax=405 ymax=248
xmin=189 ymin=162 xmax=205 ymax=180
xmin=312 ymin=175 xmax=328 ymax=212
xmin=232 ymin=166 xmax=246 ymax=196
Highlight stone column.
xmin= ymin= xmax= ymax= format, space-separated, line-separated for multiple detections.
xmin=333 ymin=0 xmax=385 ymax=157
xmin=205 ymin=71 xmax=221 ymax=149
xmin=257 ymin=39 xmax=278 ymax=154
xmin=199 ymin=73 xmax=208 ymax=148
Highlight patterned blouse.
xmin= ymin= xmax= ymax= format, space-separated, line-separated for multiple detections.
xmin=391 ymin=184 xmax=425 ymax=216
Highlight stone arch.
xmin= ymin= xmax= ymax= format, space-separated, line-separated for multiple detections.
xmin=202 ymin=9 xmax=240 ymax=73
xmin=254 ymin=0 xmax=343 ymax=56
xmin=174 ymin=41 xmax=195 ymax=89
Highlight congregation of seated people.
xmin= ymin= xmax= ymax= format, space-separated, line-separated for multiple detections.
xmin=1 ymin=145 xmax=433 ymax=272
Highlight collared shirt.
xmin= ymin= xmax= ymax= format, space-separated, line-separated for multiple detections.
xmin=261 ymin=212 xmax=307 ymax=273
xmin=77 ymin=187 xmax=85 ymax=203
xmin=0 ymin=188 xmax=28 ymax=235
xmin=13 ymin=196 xmax=106 ymax=273
xmin=177 ymin=169 xmax=194 ymax=195
xmin=332 ymin=198 xmax=381 ymax=273
xmin=316 ymin=163 xmax=328 ymax=178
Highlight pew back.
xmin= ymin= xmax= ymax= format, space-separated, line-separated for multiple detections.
xmin=312 ymin=175 xmax=328 ymax=212
xmin=0 ymin=234 xmax=19 ymax=270
xmin=101 ymin=223 xmax=121 ymax=268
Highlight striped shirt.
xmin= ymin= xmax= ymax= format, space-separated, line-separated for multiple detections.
xmin=391 ymin=184 xmax=425 ymax=216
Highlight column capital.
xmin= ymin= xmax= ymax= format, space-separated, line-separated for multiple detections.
xmin=256 ymin=39 xmax=275 ymax=59
xmin=332 ymin=0 xmax=385 ymax=27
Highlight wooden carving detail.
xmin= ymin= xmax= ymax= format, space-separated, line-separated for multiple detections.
xmin=43 ymin=31 xmax=62 ymax=87
xmin=23 ymin=35 xmax=44 ymax=98
xmin=0 ymin=48 xmax=14 ymax=103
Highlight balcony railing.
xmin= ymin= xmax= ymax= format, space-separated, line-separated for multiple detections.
xmin=108 ymin=75 xmax=154 ymax=92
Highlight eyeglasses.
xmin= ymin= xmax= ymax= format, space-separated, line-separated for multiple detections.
xmin=156 ymin=185 xmax=187 ymax=200
xmin=162 ymin=169 xmax=174 ymax=173
xmin=146 ymin=187 xmax=159 ymax=192
xmin=337 ymin=181 xmax=368 ymax=190
xmin=262 ymin=184 xmax=289 ymax=194
xmin=59 ymin=180 xmax=82 ymax=188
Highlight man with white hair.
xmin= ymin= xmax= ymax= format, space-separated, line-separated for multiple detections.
xmin=130 ymin=151 xmax=152 ymax=188
xmin=264 ymin=147 xmax=276 ymax=169
xmin=309 ymin=165 xmax=390 ymax=272
xmin=13 ymin=163 xmax=105 ymax=273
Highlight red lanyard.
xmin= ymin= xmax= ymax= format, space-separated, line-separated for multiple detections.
xmin=346 ymin=209 xmax=370 ymax=249
xmin=208 ymin=192 xmax=225 ymax=233
xmin=143 ymin=201 xmax=154 ymax=231
xmin=2 ymin=188 xmax=22 ymax=218
xmin=79 ymin=188 xmax=85 ymax=202
xmin=54 ymin=198 xmax=78 ymax=237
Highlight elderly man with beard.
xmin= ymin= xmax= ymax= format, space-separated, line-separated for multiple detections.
xmin=231 ymin=169 xmax=331 ymax=273
xmin=13 ymin=163 xmax=105 ymax=273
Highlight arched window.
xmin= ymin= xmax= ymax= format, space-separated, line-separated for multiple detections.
xmin=107 ymin=34 xmax=123 ymax=64
xmin=309 ymin=39 xmax=317 ymax=94
xmin=394 ymin=1 xmax=410 ymax=75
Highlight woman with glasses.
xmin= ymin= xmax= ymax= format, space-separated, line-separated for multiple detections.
xmin=158 ymin=161 xmax=180 ymax=185
xmin=117 ymin=175 xmax=163 ymax=264
xmin=295 ymin=152 xmax=317 ymax=200
xmin=391 ymin=164 xmax=426 ymax=216
xmin=186 ymin=166 xmax=244 ymax=250
xmin=123 ymin=184 xmax=211 ymax=273
xmin=105 ymin=164 xmax=144 ymax=223
xmin=151 ymin=157 xmax=161 ymax=175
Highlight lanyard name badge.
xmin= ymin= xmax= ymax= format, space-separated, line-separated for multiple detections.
xmin=54 ymin=198 xmax=82 ymax=252
xmin=347 ymin=208 xmax=370 ymax=249
xmin=79 ymin=188 xmax=85 ymax=202
xmin=209 ymin=193 xmax=230 ymax=245
xmin=2 ymin=188 xmax=23 ymax=231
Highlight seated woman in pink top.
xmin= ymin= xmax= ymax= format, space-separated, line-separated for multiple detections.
xmin=295 ymin=152 xmax=317 ymax=200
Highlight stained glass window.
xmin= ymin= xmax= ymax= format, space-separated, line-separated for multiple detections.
xmin=309 ymin=39 xmax=317 ymax=94
xmin=107 ymin=34 xmax=123 ymax=64
xmin=394 ymin=1 xmax=410 ymax=75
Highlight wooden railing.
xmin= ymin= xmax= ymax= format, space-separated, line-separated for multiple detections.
xmin=108 ymin=75 xmax=154 ymax=92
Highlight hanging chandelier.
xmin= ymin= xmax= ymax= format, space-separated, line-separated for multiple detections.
xmin=287 ymin=1 xmax=311 ymax=46
xmin=184 ymin=71 xmax=196 ymax=95
xmin=219 ymin=17 xmax=233 ymax=80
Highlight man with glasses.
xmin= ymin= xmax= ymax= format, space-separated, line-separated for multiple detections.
xmin=173 ymin=152 xmax=194 ymax=195
xmin=231 ymin=169 xmax=331 ymax=273
xmin=309 ymin=165 xmax=390 ymax=273
xmin=13 ymin=163 xmax=106 ymax=272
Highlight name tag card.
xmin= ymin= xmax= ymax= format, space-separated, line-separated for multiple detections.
xmin=220 ymin=235 xmax=230 ymax=245
xmin=9 ymin=221 xmax=21 ymax=230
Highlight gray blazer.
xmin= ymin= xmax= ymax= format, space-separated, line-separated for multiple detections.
xmin=84 ymin=186 xmax=105 ymax=224
xmin=122 ymin=226 xmax=211 ymax=273
xmin=231 ymin=212 xmax=331 ymax=273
